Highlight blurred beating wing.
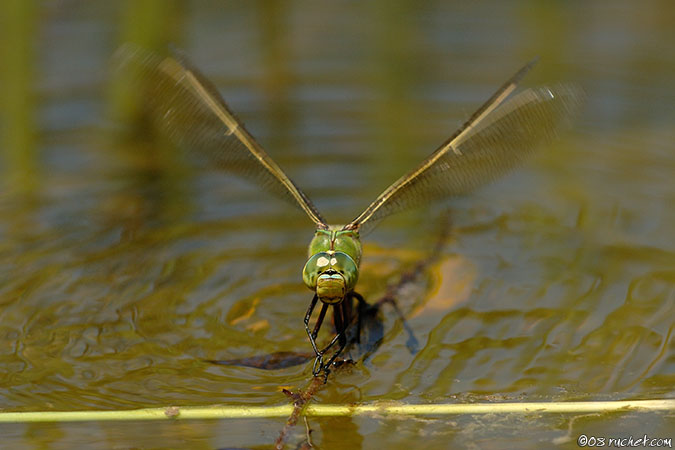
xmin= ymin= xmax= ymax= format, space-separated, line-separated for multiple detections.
xmin=345 ymin=59 xmax=583 ymax=235
xmin=114 ymin=44 xmax=328 ymax=229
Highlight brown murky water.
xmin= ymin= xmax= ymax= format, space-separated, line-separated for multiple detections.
xmin=0 ymin=1 xmax=673 ymax=448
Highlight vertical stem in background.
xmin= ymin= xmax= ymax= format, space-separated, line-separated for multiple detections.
xmin=107 ymin=0 xmax=190 ymax=226
xmin=518 ymin=2 xmax=586 ymax=229
xmin=109 ymin=0 xmax=183 ymax=126
xmin=363 ymin=0 xmax=433 ymax=234
xmin=256 ymin=0 xmax=294 ymax=155
xmin=0 ymin=0 xmax=38 ymax=194
xmin=368 ymin=0 xmax=426 ymax=175
xmin=519 ymin=0 xmax=569 ymax=82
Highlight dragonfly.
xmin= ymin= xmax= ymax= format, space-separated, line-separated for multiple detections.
xmin=115 ymin=44 xmax=582 ymax=377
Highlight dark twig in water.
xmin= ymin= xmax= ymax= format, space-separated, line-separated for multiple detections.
xmin=365 ymin=211 xmax=451 ymax=355
xmin=274 ymin=213 xmax=452 ymax=449
xmin=274 ymin=376 xmax=324 ymax=450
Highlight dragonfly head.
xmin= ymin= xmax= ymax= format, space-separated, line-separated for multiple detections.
xmin=302 ymin=251 xmax=358 ymax=304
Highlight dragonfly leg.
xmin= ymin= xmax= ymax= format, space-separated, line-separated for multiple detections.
xmin=304 ymin=294 xmax=321 ymax=357
xmin=309 ymin=294 xmax=366 ymax=377
xmin=352 ymin=291 xmax=366 ymax=306
xmin=311 ymin=303 xmax=329 ymax=340
xmin=312 ymin=324 xmax=341 ymax=376
xmin=312 ymin=353 xmax=324 ymax=376
xmin=317 ymin=294 xmax=369 ymax=376
xmin=321 ymin=303 xmax=348 ymax=374
xmin=351 ymin=292 xmax=366 ymax=344
xmin=306 ymin=294 xmax=343 ymax=377
xmin=341 ymin=294 xmax=353 ymax=331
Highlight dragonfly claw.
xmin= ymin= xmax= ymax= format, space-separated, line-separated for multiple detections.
xmin=312 ymin=354 xmax=325 ymax=376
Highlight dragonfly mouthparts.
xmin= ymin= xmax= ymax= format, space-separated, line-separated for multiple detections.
xmin=317 ymin=272 xmax=346 ymax=304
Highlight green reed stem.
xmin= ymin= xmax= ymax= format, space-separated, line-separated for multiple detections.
xmin=0 ymin=399 xmax=672 ymax=423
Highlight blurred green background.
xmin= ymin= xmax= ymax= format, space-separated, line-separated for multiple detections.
xmin=0 ymin=1 xmax=673 ymax=448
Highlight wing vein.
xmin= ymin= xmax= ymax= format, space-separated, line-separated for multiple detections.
xmin=116 ymin=44 xmax=328 ymax=228
xmin=345 ymin=58 xmax=583 ymax=234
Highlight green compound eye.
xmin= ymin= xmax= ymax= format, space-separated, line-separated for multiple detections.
xmin=302 ymin=251 xmax=358 ymax=292
xmin=302 ymin=252 xmax=329 ymax=289
xmin=327 ymin=251 xmax=358 ymax=290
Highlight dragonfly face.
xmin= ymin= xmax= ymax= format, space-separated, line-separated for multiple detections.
xmin=302 ymin=229 xmax=361 ymax=304
xmin=116 ymin=45 xmax=582 ymax=377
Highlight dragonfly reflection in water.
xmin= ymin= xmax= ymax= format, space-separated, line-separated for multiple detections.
xmin=115 ymin=45 xmax=582 ymax=377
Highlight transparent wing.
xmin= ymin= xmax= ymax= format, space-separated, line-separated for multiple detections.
xmin=114 ymin=44 xmax=328 ymax=229
xmin=345 ymin=61 xmax=583 ymax=235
